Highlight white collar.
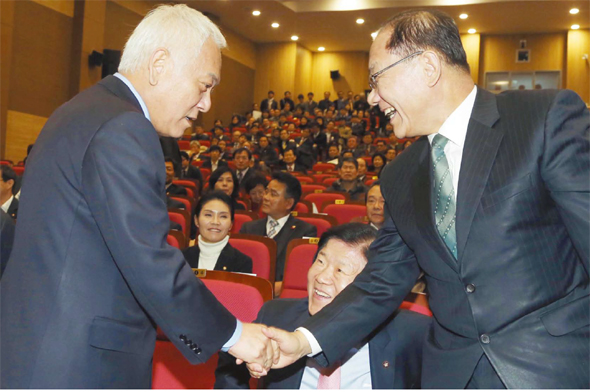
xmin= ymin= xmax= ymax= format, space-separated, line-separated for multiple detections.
xmin=428 ymin=85 xmax=477 ymax=148
xmin=1 ymin=195 xmax=14 ymax=213
xmin=114 ymin=73 xmax=151 ymax=121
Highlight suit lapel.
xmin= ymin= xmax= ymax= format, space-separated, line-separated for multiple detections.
xmin=99 ymin=75 xmax=143 ymax=111
xmin=411 ymin=138 xmax=459 ymax=272
xmin=368 ymin=322 xmax=395 ymax=389
xmin=455 ymin=88 xmax=502 ymax=262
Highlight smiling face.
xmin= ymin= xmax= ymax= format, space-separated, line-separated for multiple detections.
xmin=307 ymin=239 xmax=367 ymax=316
xmin=367 ymin=29 xmax=430 ymax=139
xmin=147 ymin=38 xmax=221 ymax=138
xmin=196 ymin=199 xmax=233 ymax=243
xmin=165 ymin=161 xmax=175 ymax=184
xmin=214 ymin=171 xmax=234 ymax=196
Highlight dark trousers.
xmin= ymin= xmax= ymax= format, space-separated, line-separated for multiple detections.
xmin=466 ymin=354 xmax=506 ymax=389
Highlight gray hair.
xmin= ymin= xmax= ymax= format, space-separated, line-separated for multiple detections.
xmin=118 ymin=4 xmax=227 ymax=74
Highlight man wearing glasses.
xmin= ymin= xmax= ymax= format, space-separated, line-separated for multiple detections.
xmin=259 ymin=9 xmax=589 ymax=389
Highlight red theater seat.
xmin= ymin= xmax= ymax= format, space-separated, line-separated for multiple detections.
xmin=280 ymin=239 xmax=319 ymax=299
xmin=228 ymin=233 xmax=277 ymax=284
xmin=290 ymin=212 xmax=336 ymax=238
xmin=323 ymin=203 xmax=367 ymax=225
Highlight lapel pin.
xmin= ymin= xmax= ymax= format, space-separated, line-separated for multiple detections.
xmin=291 ymin=225 xmax=296 ymax=229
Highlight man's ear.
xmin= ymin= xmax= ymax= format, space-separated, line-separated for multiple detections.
xmin=421 ymin=51 xmax=442 ymax=88
xmin=5 ymin=179 xmax=14 ymax=189
xmin=148 ymin=48 xmax=170 ymax=86
xmin=285 ymin=197 xmax=295 ymax=211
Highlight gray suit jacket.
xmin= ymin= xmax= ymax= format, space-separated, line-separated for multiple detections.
xmin=303 ymin=88 xmax=590 ymax=388
xmin=215 ymin=298 xmax=431 ymax=389
xmin=0 ymin=76 xmax=236 ymax=388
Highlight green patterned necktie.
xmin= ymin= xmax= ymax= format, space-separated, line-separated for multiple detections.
xmin=431 ymin=134 xmax=458 ymax=259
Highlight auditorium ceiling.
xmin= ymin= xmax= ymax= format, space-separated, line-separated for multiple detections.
xmin=184 ymin=0 xmax=589 ymax=52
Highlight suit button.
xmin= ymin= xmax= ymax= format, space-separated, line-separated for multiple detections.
xmin=190 ymin=343 xmax=198 ymax=350
xmin=480 ymin=334 xmax=490 ymax=344
xmin=466 ymin=284 xmax=476 ymax=293
xmin=194 ymin=347 xmax=202 ymax=355
xmin=179 ymin=334 xmax=187 ymax=342
xmin=382 ymin=361 xmax=390 ymax=368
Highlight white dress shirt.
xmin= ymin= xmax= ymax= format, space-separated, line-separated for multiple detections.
xmin=300 ymin=343 xmax=372 ymax=389
xmin=266 ymin=214 xmax=290 ymax=237
xmin=1 ymin=195 xmax=14 ymax=213
xmin=297 ymin=85 xmax=478 ymax=357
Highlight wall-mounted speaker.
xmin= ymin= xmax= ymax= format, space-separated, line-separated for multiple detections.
xmin=330 ymin=70 xmax=340 ymax=80
xmin=88 ymin=50 xmax=104 ymax=67
xmin=102 ymin=49 xmax=122 ymax=78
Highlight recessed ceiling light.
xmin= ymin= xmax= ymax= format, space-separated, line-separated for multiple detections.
xmin=570 ymin=8 xmax=579 ymax=14
xmin=252 ymin=10 xmax=261 ymax=16
xmin=356 ymin=18 xmax=365 ymax=24
xmin=371 ymin=32 xmax=378 ymax=39
xmin=571 ymin=24 xmax=580 ymax=30
xmin=291 ymin=35 xmax=299 ymax=41
xmin=459 ymin=13 xmax=468 ymax=19
xmin=271 ymin=22 xmax=280 ymax=28
xmin=468 ymin=28 xmax=477 ymax=34
xmin=318 ymin=47 xmax=325 ymax=52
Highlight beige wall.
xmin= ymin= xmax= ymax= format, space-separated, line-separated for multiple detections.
xmin=461 ymin=33 xmax=480 ymax=84
xmin=311 ymin=51 xmax=369 ymax=98
xmin=479 ymin=33 xmax=567 ymax=88
xmin=253 ymin=43 xmax=297 ymax=105
xmin=1 ymin=0 xmax=15 ymax=159
xmin=295 ymin=45 xmax=313 ymax=97
xmin=566 ymin=29 xmax=590 ymax=105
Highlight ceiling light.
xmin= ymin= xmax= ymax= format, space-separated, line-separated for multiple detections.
xmin=570 ymin=8 xmax=579 ymax=14
xmin=291 ymin=35 xmax=299 ymax=41
xmin=459 ymin=13 xmax=468 ymax=19
xmin=356 ymin=18 xmax=365 ymax=24
xmin=571 ymin=24 xmax=580 ymax=30
xmin=318 ymin=47 xmax=325 ymax=52
xmin=252 ymin=10 xmax=261 ymax=16
xmin=371 ymin=32 xmax=378 ymax=40
xmin=271 ymin=22 xmax=279 ymax=28
xmin=468 ymin=28 xmax=477 ymax=34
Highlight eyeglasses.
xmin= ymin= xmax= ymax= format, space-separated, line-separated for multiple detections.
xmin=369 ymin=51 xmax=424 ymax=91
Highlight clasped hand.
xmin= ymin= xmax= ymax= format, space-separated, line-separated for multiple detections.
xmin=228 ymin=323 xmax=279 ymax=377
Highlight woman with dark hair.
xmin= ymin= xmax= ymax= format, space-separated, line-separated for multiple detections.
xmin=298 ymin=116 xmax=309 ymax=130
xmin=244 ymin=174 xmax=268 ymax=217
xmin=182 ymin=191 xmax=252 ymax=273
xmin=370 ymin=152 xmax=387 ymax=177
xmin=208 ymin=167 xmax=245 ymax=211
xmin=228 ymin=114 xmax=242 ymax=131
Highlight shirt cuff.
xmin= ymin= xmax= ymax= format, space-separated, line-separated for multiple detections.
xmin=295 ymin=327 xmax=323 ymax=357
xmin=221 ymin=319 xmax=242 ymax=352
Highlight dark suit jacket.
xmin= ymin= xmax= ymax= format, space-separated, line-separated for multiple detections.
xmin=180 ymin=165 xmax=203 ymax=192
xmin=236 ymin=167 xmax=257 ymax=190
xmin=295 ymin=137 xmax=315 ymax=169
xmin=5 ymin=196 xmax=18 ymax=220
xmin=0 ymin=210 xmax=16 ymax=277
xmin=160 ymin=136 xmax=182 ymax=177
xmin=239 ymin=215 xmax=317 ymax=280
xmin=255 ymin=145 xmax=279 ymax=167
xmin=182 ymin=242 xmax=252 ymax=273
xmin=0 ymin=75 xmax=236 ymax=388
xmin=303 ymin=88 xmax=590 ymax=388
xmin=215 ymin=298 xmax=430 ymax=389
xmin=261 ymin=98 xmax=278 ymax=112
xmin=278 ymin=139 xmax=296 ymax=157
xmin=201 ymin=159 xmax=228 ymax=170
xmin=166 ymin=183 xmax=187 ymax=197
xmin=280 ymin=98 xmax=295 ymax=111
xmin=276 ymin=162 xmax=307 ymax=174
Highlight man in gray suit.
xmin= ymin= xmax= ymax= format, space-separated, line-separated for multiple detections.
xmin=1 ymin=5 xmax=275 ymax=389
xmin=258 ymin=9 xmax=589 ymax=389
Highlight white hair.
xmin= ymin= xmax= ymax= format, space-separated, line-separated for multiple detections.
xmin=118 ymin=4 xmax=226 ymax=74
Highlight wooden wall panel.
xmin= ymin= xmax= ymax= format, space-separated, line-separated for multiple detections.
xmin=253 ymin=43 xmax=297 ymax=105
xmin=103 ymin=1 xmax=143 ymax=51
xmin=221 ymin=28 xmax=257 ymax=70
xmin=31 ymin=0 xmax=74 ymax=17
xmin=295 ymin=45 xmax=313 ymax=96
xmin=461 ymin=33 xmax=480 ymax=84
xmin=310 ymin=51 xmax=369 ymax=97
xmin=1 ymin=0 xmax=15 ymax=158
xmin=5 ymin=111 xmax=47 ymax=162
xmin=566 ymin=29 xmax=590 ymax=105
xmin=479 ymin=33 xmax=566 ymax=88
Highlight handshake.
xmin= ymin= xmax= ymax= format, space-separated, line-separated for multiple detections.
xmin=228 ymin=323 xmax=312 ymax=378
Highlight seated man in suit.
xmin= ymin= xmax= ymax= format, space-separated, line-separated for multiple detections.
xmin=234 ymin=147 xmax=256 ymax=191
xmin=1 ymin=165 xmax=19 ymax=220
xmin=202 ymin=146 xmax=228 ymax=172
xmin=164 ymin=158 xmax=187 ymax=197
xmin=255 ymin=135 xmax=279 ymax=169
xmin=216 ymin=223 xmax=431 ymax=389
xmin=180 ymin=151 xmax=203 ymax=193
xmin=295 ymin=129 xmax=315 ymax=170
xmin=326 ymin=158 xmax=368 ymax=202
xmin=365 ymin=181 xmax=384 ymax=230
xmin=239 ymin=172 xmax=316 ymax=287
xmin=277 ymin=148 xmax=307 ymax=174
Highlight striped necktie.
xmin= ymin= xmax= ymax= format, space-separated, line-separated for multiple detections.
xmin=267 ymin=219 xmax=279 ymax=238
xmin=431 ymin=134 xmax=457 ymax=259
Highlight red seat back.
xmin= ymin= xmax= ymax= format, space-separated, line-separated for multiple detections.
xmin=166 ymin=235 xmax=180 ymax=249
xmin=228 ymin=236 xmax=275 ymax=282
xmin=322 ymin=177 xmax=338 ymax=186
xmin=301 ymin=184 xmax=326 ymax=194
xmin=312 ymin=163 xmax=336 ymax=172
xmin=294 ymin=215 xmax=334 ymax=238
xmin=177 ymin=140 xmax=190 ymax=150
xmin=168 ymin=211 xmax=186 ymax=233
xmin=323 ymin=204 xmax=367 ymax=225
xmin=280 ymin=239 xmax=318 ymax=299
xmin=231 ymin=213 xmax=254 ymax=233
xmin=12 ymin=166 xmax=24 ymax=176
xmin=304 ymin=193 xmax=347 ymax=212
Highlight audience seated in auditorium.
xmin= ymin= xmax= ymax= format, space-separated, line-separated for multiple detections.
xmin=180 ymin=152 xmax=203 ymax=188
xmin=216 ymin=223 xmax=430 ymax=389
xmin=0 ymin=210 xmax=16 ymax=278
xmin=255 ymin=136 xmax=279 ymax=169
xmin=365 ymin=181 xmax=385 ymax=230
xmin=164 ymin=159 xmax=187 ymax=197
xmin=261 ymin=90 xmax=278 ymax=112
xmin=385 ymin=147 xmax=397 ymax=164
xmin=295 ymin=128 xmax=315 ymax=170
xmin=188 ymin=140 xmax=203 ymax=163
xmin=326 ymin=145 xmax=341 ymax=165
xmin=202 ymin=146 xmax=228 ymax=172
xmin=182 ymin=191 xmax=252 ymax=273
xmin=278 ymin=129 xmax=296 ymax=157
xmin=277 ymin=148 xmax=307 ymax=174
xmin=208 ymin=167 xmax=245 ymax=211
xmin=244 ymin=174 xmax=268 ymax=216
xmin=334 ymin=90 xmax=347 ymax=111
xmin=310 ymin=122 xmax=327 ymax=161
xmin=280 ymin=91 xmax=295 ymax=111
xmin=239 ymin=172 xmax=316 ymax=284
xmin=0 ymin=165 xmax=19 ymax=220
xmin=327 ymin=158 xmax=368 ymax=201
xmin=356 ymin=158 xmax=368 ymax=183
xmin=190 ymin=125 xmax=209 ymax=141
xmin=358 ymin=134 xmax=376 ymax=156
xmin=228 ymin=115 xmax=242 ymax=132
xmin=371 ymin=153 xmax=387 ymax=177
xmin=345 ymin=136 xmax=362 ymax=158
xmin=303 ymin=92 xmax=317 ymax=113
xmin=234 ymin=148 xmax=257 ymax=190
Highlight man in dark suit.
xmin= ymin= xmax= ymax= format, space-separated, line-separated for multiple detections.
xmin=240 ymin=172 xmax=316 ymax=285
xmin=318 ymin=91 xmax=332 ymax=112
xmin=280 ymin=91 xmax=295 ymax=111
xmin=165 ymin=158 xmax=188 ymax=197
xmin=295 ymin=128 xmax=315 ymax=170
xmin=0 ymin=210 xmax=16 ymax=277
xmin=277 ymin=148 xmax=307 ymax=174
xmin=234 ymin=147 xmax=256 ymax=190
xmin=261 ymin=91 xmax=278 ymax=112
xmin=0 ymin=164 xmax=19 ymax=220
xmin=180 ymin=151 xmax=203 ymax=193
xmin=255 ymin=135 xmax=279 ymax=168
xmin=310 ymin=122 xmax=327 ymax=161
xmin=1 ymin=5 xmax=276 ymax=389
xmin=216 ymin=223 xmax=430 ymax=389
xmin=260 ymin=9 xmax=589 ymax=389
xmin=278 ymin=129 xmax=296 ymax=157
xmin=202 ymin=145 xmax=229 ymax=172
